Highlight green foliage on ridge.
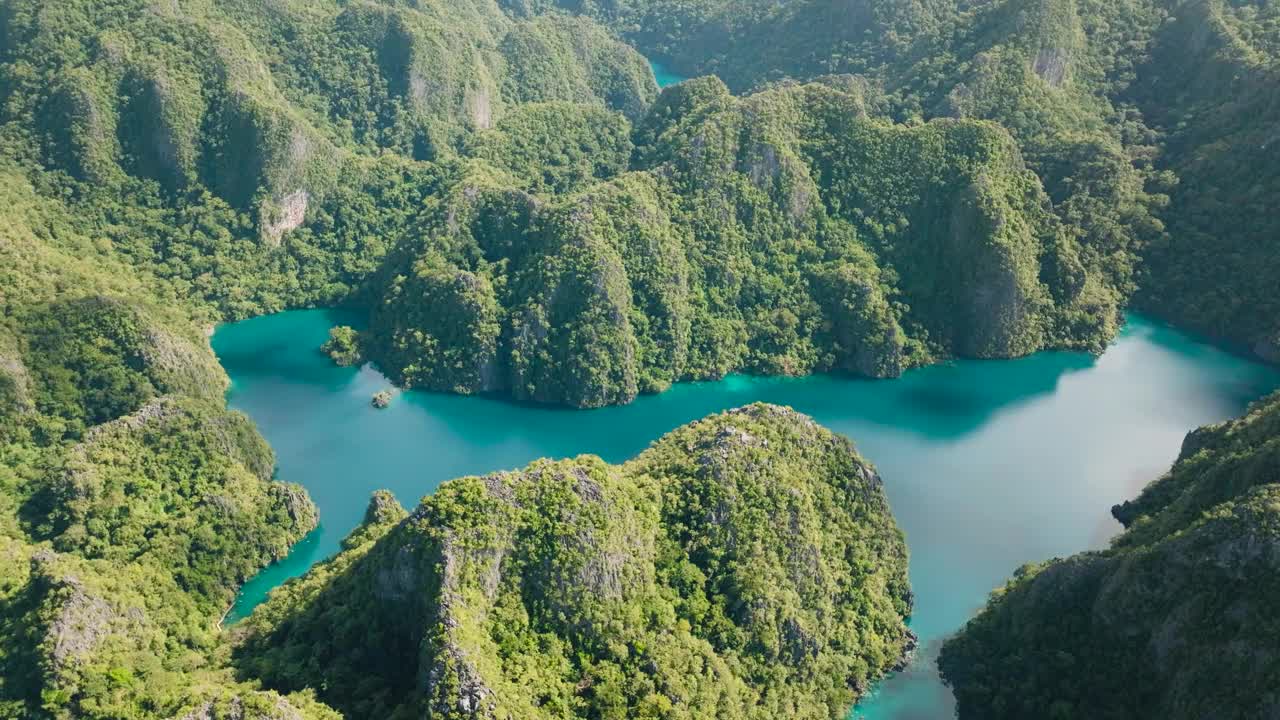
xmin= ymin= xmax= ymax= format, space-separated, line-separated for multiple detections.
xmin=234 ymin=404 xmax=913 ymax=720
xmin=534 ymin=0 xmax=1279 ymax=364
xmin=364 ymin=76 xmax=1119 ymax=407
xmin=320 ymin=326 xmax=364 ymax=368
xmin=1129 ymin=0 xmax=1280 ymax=360
xmin=0 ymin=136 xmax=328 ymax=719
xmin=0 ymin=0 xmax=1162 ymax=413
xmin=939 ymin=392 xmax=1280 ymax=719
xmin=0 ymin=0 xmax=1277 ymax=716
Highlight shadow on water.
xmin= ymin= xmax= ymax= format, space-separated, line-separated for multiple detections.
xmin=373 ymin=340 xmax=1096 ymax=452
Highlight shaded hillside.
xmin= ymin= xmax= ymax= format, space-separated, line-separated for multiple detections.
xmin=939 ymin=392 xmax=1280 ymax=719
xmin=1127 ymin=0 xmax=1280 ymax=361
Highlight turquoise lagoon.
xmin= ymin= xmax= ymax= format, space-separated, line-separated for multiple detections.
xmin=212 ymin=311 xmax=1280 ymax=718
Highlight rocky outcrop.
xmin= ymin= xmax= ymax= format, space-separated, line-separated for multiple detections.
xmin=143 ymin=327 xmax=226 ymax=397
xmin=363 ymin=490 xmax=407 ymax=526
xmin=465 ymin=86 xmax=494 ymax=130
xmin=320 ymin=326 xmax=363 ymax=368
xmin=36 ymin=558 xmax=118 ymax=675
xmin=260 ymin=190 xmax=310 ymax=247
xmin=1031 ymin=46 xmax=1070 ymax=86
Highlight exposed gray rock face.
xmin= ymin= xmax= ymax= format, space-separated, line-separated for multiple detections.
xmin=1032 ymin=46 xmax=1070 ymax=86
xmin=271 ymin=483 xmax=318 ymax=530
xmin=140 ymin=321 xmax=229 ymax=399
xmin=466 ymin=85 xmax=494 ymax=130
xmin=422 ymin=533 xmax=501 ymax=717
xmin=41 ymin=571 xmax=115 ymax=673
xmin=260 ymin=190 xmax=310 ymax=247
xmin=424 ymin=640 xmax=495 ymax=717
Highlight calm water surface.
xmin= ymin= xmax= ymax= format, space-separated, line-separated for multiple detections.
xmin=650 ymin=59 xmax=686 ymax=88
xmin=212 ymin=311 xmax=1279 ymax=718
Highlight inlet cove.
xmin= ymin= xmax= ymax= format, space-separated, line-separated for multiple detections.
xmin=213 ymin=310 xmax=1280 ymax=719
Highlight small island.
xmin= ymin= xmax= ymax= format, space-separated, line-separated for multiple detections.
xmin=370 ymin=389 xmax=393 ymax=409
xmin=320 ymin=325 xmax=363 ymax=367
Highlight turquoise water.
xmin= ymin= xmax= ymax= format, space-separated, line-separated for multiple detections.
xmin=650 ymin=59 xmax=687 ymax=87
xmin=212 ymin=311 xmax=1280 ymax=718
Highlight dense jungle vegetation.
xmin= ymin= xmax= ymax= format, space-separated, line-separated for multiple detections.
xmin=541 ymin=0 xmax=1280 ymax=362
xmin=0 ymin=0 xmax=1276 ymax=717
xmin=939 ymin=392 xmax=1280 ymax=719
xmin=235 ymin=404 xmax=913 ymax=720
xmin=0 ymin=0 xmax=663 ymax=715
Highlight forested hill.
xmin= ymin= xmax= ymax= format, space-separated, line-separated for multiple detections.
xmin=939 ymin=392 xmax=1280 ymax=719
xmin=0 ymin=0 xmax=1278 ymax=717
xmin=3 ymin=0 xmax=656 ymax=217
xmin=0 ymin=166 xmax=328 ymax=715
xmin=533 ymin=0 xmax=1280 ymax=364
xmin=361 ymin=77 xmax=1118 ymax=407
xmin=0 ymin=0 xmax=1143 ymax=410
xmin=234 ymin=404 xmax=913 ymax=720
xmin=0 ymin=1 xmax=661 ymax=715
xmin=2 ymin=0 xmax=1273 ymax=412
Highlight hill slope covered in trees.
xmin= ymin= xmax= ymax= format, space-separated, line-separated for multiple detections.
xmin=359 ymin=76 xmax=1119 ymax=407
xmin=233 ymin=404 xmax=914 ymax=720
xmin=0 ymin=0 xmax=1178 ymax=412
xmin=0 ymin=165 xmax=329 ymax=717
xmin=535 ymin=0 xmax=1280 ymax=363
xmin=0 ymin=0 xmax=1278 ymax=717
xmin=938 ymin=392 xmax=1280 ymax=719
